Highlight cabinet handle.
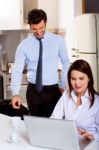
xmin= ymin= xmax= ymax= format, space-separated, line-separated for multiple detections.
xmin=72 ymin=55 xmax=79 ymax=58
xmin=9 ymin=77 xmax=11 ymax=82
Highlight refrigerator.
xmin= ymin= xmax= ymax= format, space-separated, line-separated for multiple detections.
xmin=71 ymin=13 xmax=99 ymax=91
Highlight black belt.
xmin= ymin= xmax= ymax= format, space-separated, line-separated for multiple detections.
xmin=28 ymin=82 xmax=58 ymax=89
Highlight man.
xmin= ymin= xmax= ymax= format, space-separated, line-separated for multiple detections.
xmin=11 ymin=9 xmax=70 ymax=117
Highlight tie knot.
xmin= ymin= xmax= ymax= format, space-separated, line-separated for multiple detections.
xmin=37 ymin=38 xmax=41 ymax=41
xmin=36 ymin=37 xmax=43 ymax=41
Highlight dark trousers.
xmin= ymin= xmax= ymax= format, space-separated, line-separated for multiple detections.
xmin=26 ymin=83 xmax=62 ymax=117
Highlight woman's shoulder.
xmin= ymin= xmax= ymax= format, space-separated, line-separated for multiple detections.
xmin=61 ymin=89 xmax=71 ymax=99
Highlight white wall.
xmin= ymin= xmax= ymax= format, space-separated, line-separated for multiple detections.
xmin=38 ymin=0 xmax=58 ymax=29
xmin=74 ymin=0 xmax=82 ymax=16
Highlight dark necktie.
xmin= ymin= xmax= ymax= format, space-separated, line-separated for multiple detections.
xmin=36 ymin=38 xmax=43 ymax=92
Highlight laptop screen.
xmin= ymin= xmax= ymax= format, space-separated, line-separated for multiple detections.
xmin=24 ymin=116 xmax=80 ymax=150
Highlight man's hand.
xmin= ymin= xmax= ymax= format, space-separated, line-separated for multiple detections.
xmin=11 ymin=95 xmax=21 ymax=109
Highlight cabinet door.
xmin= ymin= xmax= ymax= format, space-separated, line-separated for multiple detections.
xmin=0 ymin=0 xmax=23 ymax=29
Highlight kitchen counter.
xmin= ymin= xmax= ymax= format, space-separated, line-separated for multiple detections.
xmin=0 ymin=114 xmax=99 ymax=150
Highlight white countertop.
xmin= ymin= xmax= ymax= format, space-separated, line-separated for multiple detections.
xmin=0 ymin=114 xmax=50 ymax=150
xmin=0 ymin=114 xmax=99 ymax=150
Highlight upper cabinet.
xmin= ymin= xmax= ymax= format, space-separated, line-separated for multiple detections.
xmin=0 ymin=0 xmax=23 ymax=30
xmin=0 ymin=0 xmax=83 ymax=31
xmin=0 ymin=0 xmax=58 ymax=30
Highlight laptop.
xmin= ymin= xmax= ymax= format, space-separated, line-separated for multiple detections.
xmin=24 ymin=115 xmax=80 ymax=150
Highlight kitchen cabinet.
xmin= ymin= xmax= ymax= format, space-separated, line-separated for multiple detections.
xmin=0 ymin=0 xmax=58 ymax=30
xmin=0 ymin=0 xmax=37 ymax=30
xmin=0 ymin=0 xmax=23 ymax=30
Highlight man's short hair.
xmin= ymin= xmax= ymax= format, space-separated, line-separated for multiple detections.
xmin=28 ymin=9 xmax=47 ymax=25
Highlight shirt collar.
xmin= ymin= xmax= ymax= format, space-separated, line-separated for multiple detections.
xmin=71 ymin=89 xmax=90 ymax=103
xmin=32 ymin=31 xmax=47 ymax=40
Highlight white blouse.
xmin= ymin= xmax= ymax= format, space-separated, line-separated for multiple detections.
xmin=51 ymin=89 xmax=99 ymax=141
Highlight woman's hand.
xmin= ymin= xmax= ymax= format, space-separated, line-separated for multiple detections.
xmin=78 ymin=128 xmax=94 ymax=141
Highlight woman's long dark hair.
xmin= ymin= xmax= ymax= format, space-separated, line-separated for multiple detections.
xmin=68 ymin=59 xmax=99 ymax=107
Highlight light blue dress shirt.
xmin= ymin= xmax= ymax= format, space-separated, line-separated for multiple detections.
xmin=11 ymin=31 xmax=70 ymax=96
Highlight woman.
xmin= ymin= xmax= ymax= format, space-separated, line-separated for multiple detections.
xmin=51 ymin=59 xmax=99 ymax=141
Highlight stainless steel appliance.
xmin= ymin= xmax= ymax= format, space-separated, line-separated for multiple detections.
xmin=3 ymin=73 xmax=28 ymax=104
xmin=72 ymin=13 xmax=99 ymax=91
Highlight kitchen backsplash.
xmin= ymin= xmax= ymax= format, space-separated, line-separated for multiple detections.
xmin=0 ymin=29 xmax=65 ymax=72
xmin=0 ymin=29 xmax=31 ymax=71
